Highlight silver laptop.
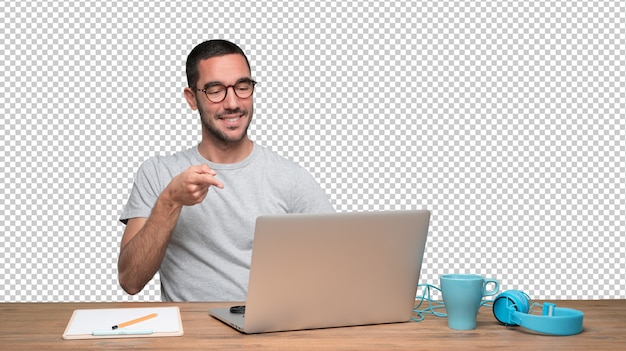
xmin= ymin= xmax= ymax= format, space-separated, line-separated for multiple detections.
xmin=210 ymin=210 xmax=431 ymax=334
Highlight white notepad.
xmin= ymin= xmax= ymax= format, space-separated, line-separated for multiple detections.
xmin=63 ymin=306 xmax=184 ymax=339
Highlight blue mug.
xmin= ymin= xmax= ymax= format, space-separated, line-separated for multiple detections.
xmin=440 ymin=274 xmax=500 ymax=330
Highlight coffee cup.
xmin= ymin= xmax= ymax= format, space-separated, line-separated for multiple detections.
xmin=440 ymin=274 xmax=500 ymax=330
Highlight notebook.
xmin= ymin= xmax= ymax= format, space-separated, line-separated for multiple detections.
xmin=63 ymin=306 xmax=183 ymax=339
xmin=210 ymin=210 xmax=431 ymax=334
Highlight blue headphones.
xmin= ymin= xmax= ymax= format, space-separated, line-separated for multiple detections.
xmin=492 ymin=290 xmax=584 ymax=336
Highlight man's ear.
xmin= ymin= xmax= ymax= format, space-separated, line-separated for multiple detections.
xmin=184 ymin=87 xmax=198 ymax=111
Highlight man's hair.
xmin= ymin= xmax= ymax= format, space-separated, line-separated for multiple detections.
xmin=186 ymin=39 xmax=251 ymax=89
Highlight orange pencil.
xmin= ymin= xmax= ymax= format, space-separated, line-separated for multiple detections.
xmin=111 ymin=313 xmax=158 ymax=330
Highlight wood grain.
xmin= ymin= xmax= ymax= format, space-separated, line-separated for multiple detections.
xmin=1 ymin=300 xmax=624 ymax=350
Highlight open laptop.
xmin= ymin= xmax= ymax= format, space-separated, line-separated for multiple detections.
xmin=210 ymin=210 xmax=431 ymax=334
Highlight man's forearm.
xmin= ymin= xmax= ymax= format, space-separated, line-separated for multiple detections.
xmin=117 ymin=195 xmax=183 ymax=295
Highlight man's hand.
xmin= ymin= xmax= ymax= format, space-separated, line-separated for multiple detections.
xmin=166 ymin=164 xmax=225 ymax=206
xmin=118 ymin=164 xmax=224 ymax=295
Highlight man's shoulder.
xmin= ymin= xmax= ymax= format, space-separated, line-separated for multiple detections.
xmin=253 ymin=143 xmax=303 ymax=170
xmin=138 ymin=146 xmax=199 ymax=173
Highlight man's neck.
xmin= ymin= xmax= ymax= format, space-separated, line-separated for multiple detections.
xmin=198 ymin=136 xmax=253 ymax=164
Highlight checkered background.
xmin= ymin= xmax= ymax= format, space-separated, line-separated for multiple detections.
xmin=1 ymin=1 xmax=624 ymax=302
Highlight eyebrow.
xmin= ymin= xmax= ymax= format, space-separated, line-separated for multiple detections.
xmin=201 ymin=77 xmax=253 ymax=90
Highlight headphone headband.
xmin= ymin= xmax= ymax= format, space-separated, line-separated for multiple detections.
xmin=492 ymin=290 xmax=584 ymax=336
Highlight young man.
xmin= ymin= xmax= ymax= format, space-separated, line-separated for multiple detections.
xmin=118 ymin=40 xmax=334 ymax=301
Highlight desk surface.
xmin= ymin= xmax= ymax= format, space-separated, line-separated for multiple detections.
xmin=1 ymin=300 xmax=624 ymax=350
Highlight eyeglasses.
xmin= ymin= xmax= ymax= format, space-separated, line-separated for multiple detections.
xmin=196 ymin=79 xmax=257 ymax=103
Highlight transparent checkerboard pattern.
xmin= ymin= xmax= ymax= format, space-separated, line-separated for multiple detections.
xmin=1 ymin=1 xmax=624 ymax=302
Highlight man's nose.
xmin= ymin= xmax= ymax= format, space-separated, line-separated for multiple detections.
xmin=222 ymin=86 xmax=239 ymax=108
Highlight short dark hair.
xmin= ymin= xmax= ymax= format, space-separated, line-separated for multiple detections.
xmin=186 ymin=39 xmax=251 ymax=89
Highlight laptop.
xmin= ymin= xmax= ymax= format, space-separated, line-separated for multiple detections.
xmin=210 ymin=210 xmax=431 ymax=334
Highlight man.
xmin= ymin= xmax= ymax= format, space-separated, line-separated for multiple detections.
xmin=118 ymin=40 xmax=334 ymax=301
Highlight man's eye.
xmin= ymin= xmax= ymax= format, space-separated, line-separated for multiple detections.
xmin=207 ymin=88 xmax=224 ymax=95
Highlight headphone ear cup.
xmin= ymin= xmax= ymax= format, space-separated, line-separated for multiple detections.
xmin=492 ymin=290 xmax=531 ymax=326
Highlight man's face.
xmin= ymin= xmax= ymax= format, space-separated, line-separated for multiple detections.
xmin=190 ymin=54 xmax=254 ymax=144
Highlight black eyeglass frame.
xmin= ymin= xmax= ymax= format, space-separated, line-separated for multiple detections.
xmin=196 ymin=79 xmax=257 ymax=103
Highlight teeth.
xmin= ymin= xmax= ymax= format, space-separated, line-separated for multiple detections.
xmin=224 ymin=117 xmax=239 ymax=122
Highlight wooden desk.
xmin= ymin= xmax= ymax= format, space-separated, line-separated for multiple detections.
xmin=1 ymin=300 xmax=624 ymax=350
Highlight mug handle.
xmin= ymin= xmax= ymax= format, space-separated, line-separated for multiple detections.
xmin=483 ymin=278 xmax=500 ymax=296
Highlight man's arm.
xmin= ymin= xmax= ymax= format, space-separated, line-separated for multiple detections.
xmin=117 ymin=164 xmax=224 ymax=295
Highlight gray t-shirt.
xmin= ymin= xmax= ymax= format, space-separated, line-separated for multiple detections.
xmin=120 ymin=143 xmax=334 ymax=301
